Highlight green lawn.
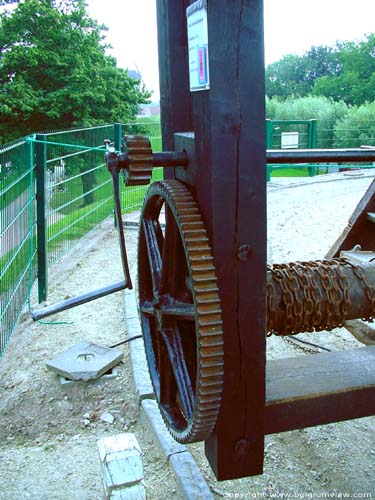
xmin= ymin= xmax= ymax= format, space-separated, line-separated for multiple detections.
xmin=269 ymin=166 xmax=325 ymax=177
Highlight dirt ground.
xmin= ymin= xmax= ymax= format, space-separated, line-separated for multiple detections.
xmin=0 ymin=172 xmax=374 ymax=499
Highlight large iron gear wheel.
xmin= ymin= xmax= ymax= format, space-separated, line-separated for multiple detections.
xmin=122 ymin=135 xmax=153 ymax=186
xmin=138 ymin=180 xmax=224 ymax=443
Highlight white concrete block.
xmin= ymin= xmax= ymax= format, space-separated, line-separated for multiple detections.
xmin=109 ymin=483 xmax=146 ymax=500
xmin=97 ymin=433 xmax=145 ymax=500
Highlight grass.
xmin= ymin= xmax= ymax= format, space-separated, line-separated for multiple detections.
xmin=49 ymin=164 xmax=110 ymax=215
xmin=0 ymin=239 xmax=36 ymax=295
xmin=269 ymin=166 xmax=326 ymax=178
xmin=47 ymin=167 xmax=163 ymax=261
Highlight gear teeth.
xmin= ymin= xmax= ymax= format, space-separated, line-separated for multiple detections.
xmin=139 ymin=180 xmax=224 ymax=444
xmin=123 ymin=135 xmax=153 ymax=186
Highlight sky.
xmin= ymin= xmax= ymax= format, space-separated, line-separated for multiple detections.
xmin=86 ymin=0 xmax=375 ymax=103
xmin=2 ymin=0 xmax=375 ymax=102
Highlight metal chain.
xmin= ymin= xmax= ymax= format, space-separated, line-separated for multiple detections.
xmin=266 ymin=265 xmax=277 ymax=336
xmin=266 ymin=259 xmax=362 ymax=336
xmin=342 ymin=259 xmax=375 ymax=322
xmin=271 ymin=263 xmax=295 ymax=334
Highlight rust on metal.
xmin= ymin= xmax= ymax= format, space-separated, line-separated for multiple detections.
xmin=122 ymin=135 xmax=154 ymax=186
xmin=267 ymin=259 xmax=375 ymax=336
xmin=138 ymin=180 xmax=224 ymax=444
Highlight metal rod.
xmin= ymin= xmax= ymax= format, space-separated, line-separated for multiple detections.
xmin=152 ymin=151 xmax=188 ymax=167
xmin=267 ymin=261 xmax=375 ymax=336
xmin=266 ymin=148 xmax=375 ymax=164
xmin=31 ymin=280 xmax=127 ymax=321
xmin=109 ymin=167 xmax=132 ymax=289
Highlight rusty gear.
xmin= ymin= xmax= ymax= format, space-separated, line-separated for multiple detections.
xmin=122 ymin=135 xmax=153 ymax=186
xmin=138 ymin=180 xmax=224 ymax=443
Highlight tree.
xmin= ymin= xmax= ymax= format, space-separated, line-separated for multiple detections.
xmin=265 ymin=54 xmax=310 ymax=99
xmin=0 ymin=0 xmax=150 ymax=143
xmin=313 ymin=35 xmax=375 ymax=106
xmin=265 ymin=45 xmax=342 ymax=100
xmin=305 ymin=45 xmax=342 ymax=84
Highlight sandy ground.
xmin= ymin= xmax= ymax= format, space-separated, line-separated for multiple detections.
xmin=0 ymin=171 xmax=374 ymax=499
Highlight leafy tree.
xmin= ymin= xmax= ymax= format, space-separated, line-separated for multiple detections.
xmin=265 ymin=54 xmax=310 ymax=99
xmin=0 ymin=0 xmax=150 ymax=143
xmin=313 ymin=35 xmax=375 ymax=106
xmin=305 ymin=45 xmax=342 ymax=84
xmin=265 ymin=45 xmax=342 ymax=100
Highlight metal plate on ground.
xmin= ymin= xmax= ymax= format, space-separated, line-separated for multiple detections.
xmin=46 ymin=341 xmax=123 ymax=381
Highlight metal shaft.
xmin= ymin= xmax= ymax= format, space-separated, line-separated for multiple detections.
xmin=267 ymin=259 xmax=375 ymax=336
xmin=157 ymin=148 xmax=375 ymax=168
xmin=152 ymin=151 xmax=188 ymax=167
xmin=31 ymin=280 xmax=126 ymax=321
xmin=266 ymin=148 xmax=375 ymax=164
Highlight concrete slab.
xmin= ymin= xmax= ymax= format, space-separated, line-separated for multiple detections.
xmin=46 ymin=341 xmax=123 ymax=381
xmin=59 ymin=367 xmax=119 ymax=387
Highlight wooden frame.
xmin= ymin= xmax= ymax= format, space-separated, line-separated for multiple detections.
xmin=155 ymin=0 xmax=375 ymax=481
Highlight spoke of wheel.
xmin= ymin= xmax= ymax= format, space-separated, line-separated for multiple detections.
xmin=161 ymin=301 xmax=195 ymax=319
xmin=160 ymin=327 xmax=195 ymax=420
xmin=160 ymin=205 xmax=181 ymax=295
xmin=143 ymin=217 xmax=162 ymax=296
xmin=159 ymin=334 xmax=176 ymax=409
xmin=140 ymin=301 xmax=154 ymax=315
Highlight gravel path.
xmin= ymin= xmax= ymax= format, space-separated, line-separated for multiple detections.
xmin=0 ymin=171 xmax=374 ymax=499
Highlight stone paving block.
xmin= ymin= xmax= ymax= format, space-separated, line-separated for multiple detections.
xmin=141 ymin=399 xmax=186 ymax=458
xmin=169 ymin=452 xmax=214 ymax=500
xmin=46 ymin=341 xmax=123 ymax=381
xmin=97 ymin=433 xmax=145 ymax=500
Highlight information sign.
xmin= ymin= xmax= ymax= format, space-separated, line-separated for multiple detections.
xmin=186 ymin=0 xmax=210 ymax=92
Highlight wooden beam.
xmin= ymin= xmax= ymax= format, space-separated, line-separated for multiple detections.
xmin=326 ymin=178 xmax=375 ymax=257
xmin=156 ymin=0 xmax=267 ymax=480
xmin=265 ymin=347 xmax=375 ymax=435
xmin=199 ymin=0 xmax=267 ymax=479
xmin=156 ymin=0 xmax=192 ymax=156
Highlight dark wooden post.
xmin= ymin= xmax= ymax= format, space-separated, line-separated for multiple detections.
xmin=156 ymin=0 xmax=192 ymax=179
xmin=156 ymin=0 xmax=267 ymax=480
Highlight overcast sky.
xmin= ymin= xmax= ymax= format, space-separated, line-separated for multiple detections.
xmin=86 ymin=0 xmax=375 ymax=102
xmin=3 ymin=1 xmax=375 ymax=102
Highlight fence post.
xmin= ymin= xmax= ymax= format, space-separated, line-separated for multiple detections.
xmin=35 ymin=134 xmax=48 ymax=302
xmin=265 ymin=119 xmax=273 ymax=181
xmin=308 ymin=119 xmax=317 ymax=177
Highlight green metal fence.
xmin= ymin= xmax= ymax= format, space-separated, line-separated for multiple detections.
xmin=1 ymin=139 xmax=37 ymax=354
xmin=0 ymin=121 xmax=162 ymax=355
xmin=266 ymin=119 xmax=318 ymax=179
xmin=2 ymin=117 xmax=373 ymax=355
